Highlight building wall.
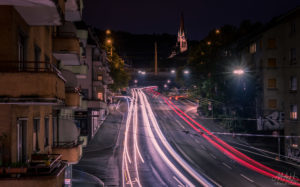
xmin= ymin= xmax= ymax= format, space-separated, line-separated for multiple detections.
xmin=0 ymin=6 xmax=53 ymax=63
xmin=242 ymin=8 xmax=300 ymax=159
xmin=0 ymin=105 xmax=53 ymax=163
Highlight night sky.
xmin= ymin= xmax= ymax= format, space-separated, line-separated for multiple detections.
xmin=83 ymin=0 xmax=299 ymax=40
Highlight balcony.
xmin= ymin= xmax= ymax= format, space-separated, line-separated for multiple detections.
xmin=87 ymin=100 xmax=107 ymax=109
xmin=52 ymin=140 xmax=82 ymax=164
xmin=62 ymin=65 xmax=87 ymax=79
xmin=53 ymin=32 xmax=80 ymax=66
xmin=103 ymin=75 xmax=114 ymax=85
xmin=93 ymin=80 xmax=103 ymax=87
xmin=0 ymin=61 xmax=65 ymax=104
xmin=65 ymin=0 xmax=82 ymax=21
xmin=0 ymin=0 xmax=64 ymax=25
xmin=65 ymin=88 xmax=81 ymax=108
xmin=0 ymin=154 xmax=66 ymax=187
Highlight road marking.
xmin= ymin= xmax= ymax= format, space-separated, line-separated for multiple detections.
xmin=209 ymin=153 xmax=217 ymax=159
xmin=173 ymin=176 xmax=185 ymax=187
xmin=195 ymin=139 xmax=200 ymax=143
xmin=178 ymin=123 xmax=185 ymax=129
xmin=201 ymin=145 xmax=206 ymax=150
xmin=222 ymin=162 xmax=232 ymax=170
xmin=240 ymin=174 xmax=254 ymax=183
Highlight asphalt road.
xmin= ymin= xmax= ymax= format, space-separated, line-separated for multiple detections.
xmin=75 ymin=88 xmax=300 ymax=186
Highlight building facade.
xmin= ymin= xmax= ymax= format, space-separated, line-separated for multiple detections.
xmin=0 ymin=0 xmax=112 ymax=186
xmin=241 ymin=7 xmax=300 ymax=161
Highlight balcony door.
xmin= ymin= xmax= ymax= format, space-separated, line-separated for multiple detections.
xmin=17 ymin=119 xmax=27 ymax=163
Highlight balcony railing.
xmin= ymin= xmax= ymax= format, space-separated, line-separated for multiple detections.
xmin=0 ymin=61 xmax=62 ymax=75
xmin=52 ymin=139 xmax=83 ymax=163
xmin=0 ymin=61 xmax=66 ymax=102
xmin=53 ymin=139 xmax=83 ymax=148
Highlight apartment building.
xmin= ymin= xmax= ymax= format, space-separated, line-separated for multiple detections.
xmin=0 ymin=1 xmax=66 ymax=186
xmin=75 ymin=30 xmax=113 ymax=145
xmin=240 ymin=7 xmax=300 ymax=161
xmin=0 ymin=0 xmax=87 ymax=186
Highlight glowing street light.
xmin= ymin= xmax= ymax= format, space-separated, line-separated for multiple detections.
xmin=106 ymin=39 xmax=112 ymax=44
xmin=184 ymin=70 xmax=189 ymax=74
xmin=141 ymin=71 xmax=146 ymax=75
xmin=215 ymin=29 xmax=220 ymax=35
xmin=164 ymin=84 xmax=167 ymax=88
xmin=233 ymin=69 xmax=245 ymax=75
xmin=134 ymin=79 xmax=138 ymax=84
xmin=106 ymin=29 xmax=111 ymax=35
xmin=171 ymin=69 xmax=176 ymax=74
xmin=167 ymin=80 xmax=171 ymax=83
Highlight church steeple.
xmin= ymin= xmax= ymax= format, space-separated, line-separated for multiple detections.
xmin=177 ymin=12 xmax=187 ymax=53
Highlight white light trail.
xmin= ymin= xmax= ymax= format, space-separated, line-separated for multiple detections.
xmin=139 ymin=90 xmax=214 ymax=187
xmin=138 ymin=89 xmax=196 ymax=187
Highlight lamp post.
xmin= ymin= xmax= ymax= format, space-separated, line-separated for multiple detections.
xmin=106 ymin=39 xmax=113 ymax=57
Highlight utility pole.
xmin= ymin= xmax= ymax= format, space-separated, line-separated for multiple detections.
xmin=154 ymin=42 xmax=158 ymax=75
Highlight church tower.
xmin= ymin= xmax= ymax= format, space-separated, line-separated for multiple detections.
xmin=177 ymin=12 xmax=188 ymax=53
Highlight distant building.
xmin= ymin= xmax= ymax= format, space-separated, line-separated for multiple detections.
xmin=169 ymin=12 xmax=188 ymax=58
xmin=240 ymin=7 xmax=300 ymax=161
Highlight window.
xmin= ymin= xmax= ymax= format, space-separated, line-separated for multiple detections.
xmin=33 ymin=119 xmax=40 ymax=152
xmin=268 ymin=99 xmax=277 ymax=109
xmin=44 ymin=118 xmax=49 ymax=147
xmin=249 ymin=42 xmax=256 ymax=54
xmin=290 ymin=104 xmax=298 ymax=120
xmin=97 ymin=92 xmax=103 ymax=100
xmin=81 ymin=89 xmax=88 ymax=99
xmin=267 ymin=58 xmax=276 ymax=68
xmin=18 ymin=33 xmax=26 ymax=70
xmin=290 ymin=48 xmax=296 ymax=64
xmin=267 ymin=78 xmax=276 ymax=89
xmin=267 ymin=39 xmax=276 ymax=49
xmin=290 ymin=76 xmax=297 ymax=91
xmin=17 ymin=119 xmax=27 ymax=163
xmin=291 ymin=22 xmax=296 ymax=34
xmin=97 ymin=75 xmax=103 ymax=81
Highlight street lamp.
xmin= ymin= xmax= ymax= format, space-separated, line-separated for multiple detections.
xmin=171 ymin=69 xmax=176 ymax=74
xmin=164 ymin=84 xmax=167 ymax=88
xmin=106 ymin=39 xmax=113 ymax=57
xmin=134 ymin=79 xmax=138 ymax=84
xmin=184 ymin=70 xmax=189 ymax=74
xmin=167 ymin=80 xmax=171 ymax=83
xmin=106 ymin=29 xmax=111 ymax=35
xmin=233 ymin=69 xmax=245 ymax=75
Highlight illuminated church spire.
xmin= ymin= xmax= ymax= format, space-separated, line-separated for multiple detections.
xmin=177 ymin=12 xmax=187 ymax=53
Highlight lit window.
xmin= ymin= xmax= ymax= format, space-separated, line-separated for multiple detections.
xmin=97 ymin=92 xmax=103 ymax=100
xmin=97 ymin=75 xmax=103 ymax=81
xmin=268 ymin=99 xmax=277 ymax=109
xmin=267 ymin=58 xmax=276 ymax=68
xmin=290 ymin=48 xmax=296 ymax=64
xmin=267 ymin=79 xmax=276 ymax=89
xmin=290 ymin=76 xmax=297 ymax=91
xmin=290 ymin=104 xmax=298 ymax=120
xmin=267 ymin=39 xmax=276 ymax=49
xmin=249 ymin=42 xmax=256 ymax=54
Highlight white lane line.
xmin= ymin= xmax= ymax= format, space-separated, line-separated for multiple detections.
xmin=209 ymin=153 xmax=217 ymax=159
xmin=177 ymin=122 xmax=186 ymax=129
xmin=222 ymin=162 xmax=232 ymax=170
xmin=173 ymin=176 xmax=185 ymax=187
xmin=201 ymin=145 xmax=207 ymax=150
xmin=240 ymin=174 xmax=254 ymax=183
xmin=195 ymin=139 xmax=200 ymax=144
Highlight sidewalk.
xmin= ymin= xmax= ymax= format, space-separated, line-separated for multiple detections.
xmin=72 ymin=103 xmax=126 ymax=187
